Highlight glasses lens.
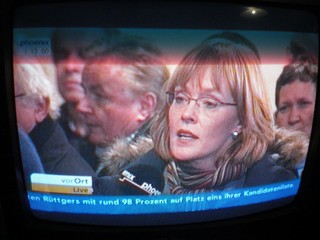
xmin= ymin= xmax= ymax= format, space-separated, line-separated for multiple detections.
xmin=199 ymin=98 xmax=219 ymax=109
xmin=166 ymin=92 xmax=174 ymax=105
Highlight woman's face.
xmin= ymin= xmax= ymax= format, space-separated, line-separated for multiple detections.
xmin=276 ymin=80 xmax=316 ymax=138
xmin=168 ymin=75 xmax=240 ymax=170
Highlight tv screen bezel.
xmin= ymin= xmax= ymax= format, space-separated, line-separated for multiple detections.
xmin=1 ymin=0 xmax=320 ymax=239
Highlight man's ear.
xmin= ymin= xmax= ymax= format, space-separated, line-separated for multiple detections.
xmin=137 ymin=92 xmax=157 ymax=122
xmin=34 ymin=97 xmax=49 ymax=123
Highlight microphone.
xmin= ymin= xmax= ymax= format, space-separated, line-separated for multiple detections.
xmin=93 ymin=164 xmax=165 ymax=196
xmin=118 ymin=164 xmax=165 ymax=196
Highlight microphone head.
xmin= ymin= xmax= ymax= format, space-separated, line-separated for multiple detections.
xmin=118 ymin=164 xmax=165 ymax=195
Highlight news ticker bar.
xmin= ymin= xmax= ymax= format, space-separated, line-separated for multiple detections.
xmin=31 ymin=173 xmax=93 ymax=195
xmin=27 ymin=179 xmax=300 ymax=215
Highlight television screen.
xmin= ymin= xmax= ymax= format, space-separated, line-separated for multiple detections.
xmin=1 ymin=0 xmax=320 ymax=239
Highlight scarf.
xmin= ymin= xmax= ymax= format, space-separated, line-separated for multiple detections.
xmin=166 ymin=159 xmax=246 ymax=194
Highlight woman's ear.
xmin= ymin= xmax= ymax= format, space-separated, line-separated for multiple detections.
xmin=34 ymin=97 xmax=49 ymax=123
xmin=234 ymin=124 xmax=243 ymax=133
xmin=231 ymin=124 xmax=243 ymax=140
xmin=232 ymin=123 xmax=243 ymax=134
xmin=137 ymin=92 xmax=157 ymax=122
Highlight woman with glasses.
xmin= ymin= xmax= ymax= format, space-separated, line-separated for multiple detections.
xmin=94 ymin=31 xmax=309 ymax=195
xmin=144 ymin=31 xmax=307 ymax=194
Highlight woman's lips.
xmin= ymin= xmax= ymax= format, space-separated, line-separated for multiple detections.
xmin=177 ymin=129 xmax=198 ymax=140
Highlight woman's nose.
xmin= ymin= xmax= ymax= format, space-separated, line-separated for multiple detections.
xmin=181 ymin=101 xmax=198 ymax=123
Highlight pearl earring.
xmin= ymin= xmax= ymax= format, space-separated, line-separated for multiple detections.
xmin=232 ymin=131 xmax=239 ymax=140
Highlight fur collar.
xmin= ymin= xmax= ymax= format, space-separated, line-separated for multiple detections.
xmin=270 ymin=127 xmax=309 ymax=170
xmin=96 ymin=135 xmax=153 ymax=176
xmin=95 ymin=127 xmax=308 ymax=176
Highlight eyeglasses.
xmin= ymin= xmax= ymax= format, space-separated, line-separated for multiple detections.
xmin=166 ymin=91 xmax=237 ymax=112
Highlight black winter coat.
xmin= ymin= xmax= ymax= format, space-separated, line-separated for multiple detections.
xmin=29 ymin=117 xmax=96 ymax=176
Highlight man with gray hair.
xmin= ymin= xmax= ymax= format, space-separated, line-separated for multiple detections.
xmin=14 ymin=62 xmax=96 ymax=176
xmin=76 ymin=39 xmax=170 ymax=176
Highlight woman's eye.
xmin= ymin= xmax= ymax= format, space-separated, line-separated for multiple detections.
xmin=175 ymin=96 xmax=187 ymax=104
xmin=297 ymin=100 xmax=312 ymax=109
xmin=202 ymin=99 xmax=218 ymax=109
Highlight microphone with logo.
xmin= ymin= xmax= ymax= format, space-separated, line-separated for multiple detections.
xmin=93 ymin=164 xmax=165 ymax=195
xmin=118 ymin=164 xmax=165 ymax=195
